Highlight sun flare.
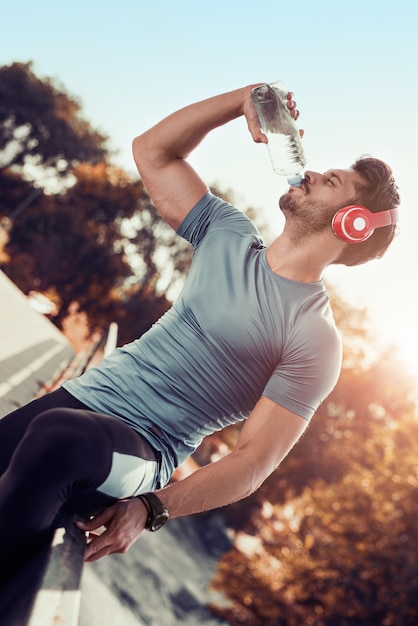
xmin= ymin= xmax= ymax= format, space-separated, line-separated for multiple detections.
xmin=370 ymin=305 xmax=418 ymax=384
xmin=392 ymin=334 xmax=418 ymax=381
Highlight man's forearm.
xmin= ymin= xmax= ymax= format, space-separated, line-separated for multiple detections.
xmin=156 ymin=449 xmax=264 ymax=519
xmin=134 ymin=87 xmax=248 ymax=166
xmin=155 ymin=399 xmax=308 ymax=520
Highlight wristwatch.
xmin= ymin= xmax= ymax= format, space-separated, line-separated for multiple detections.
xmin=137 ymin=492 xmax=169 ymax=531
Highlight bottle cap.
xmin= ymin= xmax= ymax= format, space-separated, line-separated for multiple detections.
xmin=287 ymin=174 xmax=303 ymax=187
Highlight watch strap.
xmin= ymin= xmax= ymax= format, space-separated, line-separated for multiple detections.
xmin=138 ymin=493 xmax=152 ymax=517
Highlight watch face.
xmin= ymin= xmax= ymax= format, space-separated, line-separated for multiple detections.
xmin=150 ymin=511 xmax=169 ymax=531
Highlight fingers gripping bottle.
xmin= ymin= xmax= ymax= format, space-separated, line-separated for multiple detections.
xmin=251 ymin=81 xmax=306 ymax=186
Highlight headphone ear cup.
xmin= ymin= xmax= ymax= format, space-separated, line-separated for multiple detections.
xmin=332 ymin=206 xmax=374 ymax=243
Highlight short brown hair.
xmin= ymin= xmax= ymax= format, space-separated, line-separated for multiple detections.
xmin=334 ymin=157 xmax=400 ymax=266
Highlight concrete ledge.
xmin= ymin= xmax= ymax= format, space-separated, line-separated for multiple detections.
xmin=27 ymin=514 xmax=86 ymax=626
xmin=0 ymin=339 xmax=74 ymax=417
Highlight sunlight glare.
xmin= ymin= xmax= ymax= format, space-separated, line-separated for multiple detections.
xmin=394 ymin=335 xmax=418 ymax=381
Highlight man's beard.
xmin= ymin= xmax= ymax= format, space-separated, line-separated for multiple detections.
xmin=279 ymin=192 xmax=337 ymax=238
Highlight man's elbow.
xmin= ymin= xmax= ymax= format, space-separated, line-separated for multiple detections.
xmin=132 ymin=133 xmax=166 ymax=180
xmin=231 ymin=448 xmax=275 ymax=499
xmin=132 ymin=134 xmax=147 ymax=172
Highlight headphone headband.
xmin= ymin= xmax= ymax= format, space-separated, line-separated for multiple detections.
xmin=332 ymin=205 xmax=398 ymax=243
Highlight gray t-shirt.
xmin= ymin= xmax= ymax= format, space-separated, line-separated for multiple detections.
xmin=64 ymin=192 xmax=342 ymax=485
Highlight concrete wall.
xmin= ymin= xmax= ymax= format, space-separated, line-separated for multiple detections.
xmin=0 ymin=270 xmax=74 ymax=416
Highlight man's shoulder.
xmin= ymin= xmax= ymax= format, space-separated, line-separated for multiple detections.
xmin=289 ymin=288 xmax=341 ymax=349
xmin=177 ymin=191 xmax=260 ymax=246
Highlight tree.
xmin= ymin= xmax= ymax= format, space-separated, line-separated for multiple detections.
xmin=4 ymin=189 xmax=126 ymax=327
xmin=211 ymin=440 xmax=418 ymax=626
xmin=2 ymin=160 xmax=195 ymax=334
xmin=0 ymin=62 xmax=108 ymax=186
xmin=0 ymin=58 xmax=195 ymax=337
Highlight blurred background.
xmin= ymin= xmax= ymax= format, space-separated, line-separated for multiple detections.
xmin=1 ymin=1 xmax=417 ymax=624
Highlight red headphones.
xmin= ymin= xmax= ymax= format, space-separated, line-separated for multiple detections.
xmin=331 ymin=205 xmax=399 ymax=243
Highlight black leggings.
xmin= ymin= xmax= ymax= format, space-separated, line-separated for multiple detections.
xmin=0 ymin=388 xmax=159 ymax=586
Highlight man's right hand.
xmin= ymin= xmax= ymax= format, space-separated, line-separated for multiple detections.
xmin=244 ymin=84 xmax=304 ymax=143
xmin=75 ymin=497 xmax=148 ymax=562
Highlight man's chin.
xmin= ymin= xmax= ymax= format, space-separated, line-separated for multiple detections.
xmin=279 ymin=193 xmax=298 ymax=213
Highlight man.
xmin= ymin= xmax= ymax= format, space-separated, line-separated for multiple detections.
xmin=0 ymin=84 xmax=399 ymax=582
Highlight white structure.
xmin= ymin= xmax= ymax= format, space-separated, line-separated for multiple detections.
xmin=0 ymin=270 xmax=74 ymax=417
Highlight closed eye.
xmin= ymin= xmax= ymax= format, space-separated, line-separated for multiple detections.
xmin=324 ymin=171 xmax=342 ymax=185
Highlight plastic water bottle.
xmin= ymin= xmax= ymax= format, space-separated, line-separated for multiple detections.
xmin=251 ymin=81 xmax=306 ymax=186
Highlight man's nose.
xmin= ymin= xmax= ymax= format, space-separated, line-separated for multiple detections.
xmin=304 ymin=171 xmax=321 ymax=184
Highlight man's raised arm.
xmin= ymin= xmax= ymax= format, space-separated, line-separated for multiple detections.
xmin=132 ymin=85 xmax=266 ymax=230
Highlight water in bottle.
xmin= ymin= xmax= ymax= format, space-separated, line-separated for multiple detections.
xmin=251 ymin=81 xmax=306 ymax=186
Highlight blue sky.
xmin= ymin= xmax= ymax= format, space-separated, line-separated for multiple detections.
xmin=2 ymin=0 xmax=418 ymax=372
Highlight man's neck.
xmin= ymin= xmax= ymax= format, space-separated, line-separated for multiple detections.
xmin=266 ymin=232 xmax=343 ymax=283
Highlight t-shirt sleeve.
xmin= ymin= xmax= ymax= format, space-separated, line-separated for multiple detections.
xmin=263 ymin=317 xmax=342 ymax=421
xmin=176 ymin=191 xmax=260 ymax=248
